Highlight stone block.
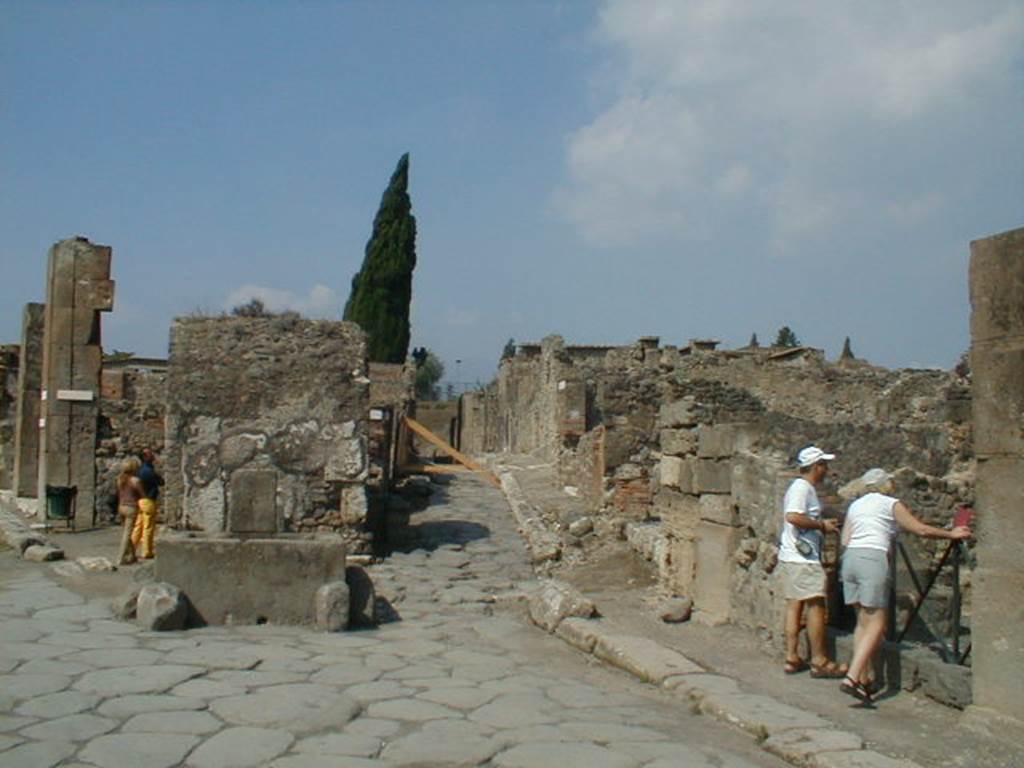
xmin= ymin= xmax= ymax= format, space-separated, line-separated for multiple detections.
xmin=227 ymin=469 xmax=278 ymax=534
xmin=815 ymin=751 xmax=926 ymax=768
xmin=136 ymin=582 xmax=188 ymax=631
xmin=657 ymin=398 xmax=697 ymax=428
xmin=699 ymin=494 xmax=738 ymax=526
xmin=23 ymin=544 xmax=64 ymax=562
xmin=656 ymin=488 xmax=700 ymax=538
xmin=100 ymin=369 xmax=126 ymax=401
xmin=659 ymin=428 xmax=696 ymax=456
xmin=339 ymin=484 xmax=368 ymax=525
xmin=154 ymin=535 xmax=347 ymax=625
xmin=528 ymin=579 xmax=598 ymax=632
xmin=593 ymin=633 xmax=702 ymax=683
xmin=970 ymin=564 xmax=1024 ymax=722
xmin=346 ymin=564 xmax=377 ymax=627
xmin=694 ymin=459 xmax=732 ymax=494
xmin=969 ymin=227 xmax=1024 ymax=343
xmin=971 ymin=339 xmax=1024 ymax=457
xmin=693 ymin=520 xmax=739 ymax=623
xmin=698 ymin=692 xmax=829 ymax=738
xmin=697 ymin=425 xmax=734 ymax=458
xmin=667 ymin=535 xmax=696 ymax=594
xmin=762 ymin=728 xmax=863 ymax=765
xmin=315 ymin=580 xmax=350 ymax=632
xmin=74 ymin=278 xmax=115 ymax=312
xmin=975 ymin=457 xmax=1024 ymax=570
xmin=554 ymin=617 xmax=601 ymax=653
xmin=112 ymin=587 xmax=141 ymax=620
xmin=658 ymin=456 xmax=684 ymax=489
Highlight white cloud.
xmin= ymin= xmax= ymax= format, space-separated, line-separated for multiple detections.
xmin=555 ymin=1 xmax=1023 ymax=248
xmin=222 ymin=283 xmax=339 ymax=317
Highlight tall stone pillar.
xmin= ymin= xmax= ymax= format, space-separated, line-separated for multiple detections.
xmin=13 ymin=303 xmax=45 ymax=498
xmin=38 ymin=238 xmax=115 ymax=527
xmin=0 ymin=345 xmax=19 ymax=489
xmin=967 ymin=226 xmax=1024 ymax=736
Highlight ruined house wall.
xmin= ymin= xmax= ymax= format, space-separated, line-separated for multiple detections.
xmin=163 ymin=317 xmax=370 ymax=550
xmin=95 ymin=364 xmax=168 ymax=515
xmin=0 ymin=345 xmax=19 ymax=489
xmin=465 ymin=335 xmax=973 ymax=637
xmin=12 ymin=303 xmax=45 ymax=498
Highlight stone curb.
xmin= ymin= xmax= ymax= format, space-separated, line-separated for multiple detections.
xmin=0 ymin=490 xmax=64 ymax=561
xmin=493 ymin=466 xmax=926 ymax=768
xmin=497 ymin=471 xmax=562 ymax=563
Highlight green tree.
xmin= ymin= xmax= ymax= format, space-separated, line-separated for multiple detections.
xmin=501 ymin=338 xmax=516 ymax=360
xmin=748 ymin=333 xmax=760 ymax=348
xmin=840 ymin=336 xmax=855 ymax=360
xmin=773 ymin=326 xmax=800 ymax=348
xmin=231 ymin=298 xmax=270 ymax=317
xmin=343 ymin=153 xmax=417 ymax=363
xmin=414 ymin=351 xmax=444 ymax=401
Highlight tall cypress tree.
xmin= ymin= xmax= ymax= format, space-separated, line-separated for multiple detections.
xmin=343 ymin=153 xmax=417 ymax=363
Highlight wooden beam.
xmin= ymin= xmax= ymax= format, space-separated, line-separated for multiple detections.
xmin=403 ymin=417 xmax=501 ymax=487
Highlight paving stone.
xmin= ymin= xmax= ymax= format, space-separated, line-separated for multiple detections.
xmin=763 ymin=728 xmax=864 ymax=766
xmin=97 ymin=693 xmax=207 ymax=718
xmin=366 ymin=698 xmax=461 ymax=721
xmin=0 ymin=715 xmax=37 ymax=732
xmin=593 ymin=633 xmax=703 ymax=683
xmin=417 ymin=685 xmax=500 ymax=709
xmin=0 ymin=655 xmax=19 ymax=673
xmin=0 ymin=739 xmax=77 ymax=768
xmin=560 ymin=721 xmax=669 ymax=744
xmin=14 ymin=658 xmax=93 ymax=676
xmin=343 ymin=679 xmax=414 ymax=702
xmin=33 ymin=601 xmax=111 ymax=622
xmin=310 ymin=663 xmax=381 ymax=686
xmin=382 ymin=662 xmax=449 ymax=681
xmin=0 ymin=642 xmax=77 ymax=661
xmin=470 ymin=693 xmax=557 ymax=728
xmin=269 ymin=756 xmax=382 ymax=768
xmin=40 ymin=631 xmax=137 ymax=650
xmin=381 ymin=729 xmax=499 ymax=766
xmin=79 ymin=733 xmax=201 ymax=768
xmin=210 ymin=684 xmax=359 ymax=733
xmin=814 ymin=751 xmax=925 ymax=768
xmin=88 ymin=618 xmax=139 ymax=635
xmin=208 ymin=668 xmax=310 ymax=688
xmin=492 ymin=725 xmax=575 ymax=745
xmin=15 ymin=690 xmax=100 ymax=718
xmin=699 ymin=692 xmax=831 ymax=737
xmin=166 ymin=643 xmax=264 ymax=669
xmin=344 ymin=717 xmax=402 ymax=738
xmin=494 ymin=742 xmax=640 ymax=768
xmin=123 ymin=710 xmax=224 ymax=734
xmin=186 ymin=726 xmax=294 ymax=768
xmin=0 ymin=733 xmax=25 ymax=752
xmin=64 ymin=648 xmax=160 ymax=667
xmin=0 ymin=674 xmax=71 ymax=701
xmin=0 ymin=619 xmax=44 ymax=643
xmin=172 ymin=678 xmax=247 ymax=698
xmin=74 ymin=664 xmax=205 ymax=696
xmin=21 ymin=713 xmax=118 ymax=741
xmin=294 ymin=732 xmax=383 ymax=758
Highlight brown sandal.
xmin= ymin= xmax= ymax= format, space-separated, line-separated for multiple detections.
xmin=840 ymin=676 xmax=874 ymax=704
xmin=784 ymin=658 xmax=809 ymax=674
xmin=810 ymin=661 xmax=848 ymax=679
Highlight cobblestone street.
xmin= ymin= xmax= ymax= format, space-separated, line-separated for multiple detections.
xmin=0 ymin=476 xmax=785 ymax=768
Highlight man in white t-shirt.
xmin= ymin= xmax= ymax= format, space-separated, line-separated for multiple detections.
xmin=778 ymin=445 xmax=846 ymax=677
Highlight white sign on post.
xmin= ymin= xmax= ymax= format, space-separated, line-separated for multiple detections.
xmin=56 ymin=389 xmax=95 ymax=402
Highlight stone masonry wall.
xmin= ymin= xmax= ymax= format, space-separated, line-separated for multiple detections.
xmin=464 ymin=335 xmax=973 ymax=640
xmin=164 ymin=317 xmax=370 ymax=550
xmin=0 ymin=344 xmax=19 ymax=489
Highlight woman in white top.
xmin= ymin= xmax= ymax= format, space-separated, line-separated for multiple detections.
xmin=839 ymin=468 xmax=972 ymax=703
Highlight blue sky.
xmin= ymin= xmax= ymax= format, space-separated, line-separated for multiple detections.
xmin=2 ymin=2 xmax=1021 ymax=386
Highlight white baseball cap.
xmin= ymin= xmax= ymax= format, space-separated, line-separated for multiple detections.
xmin=859 ymin=468 xmax=892 ymax=489
xmin=798 ymin=445 xmax=836 ymax=468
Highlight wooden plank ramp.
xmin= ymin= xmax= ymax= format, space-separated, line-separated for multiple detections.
xmin=402 ymin=417 xmax=501 ymax=487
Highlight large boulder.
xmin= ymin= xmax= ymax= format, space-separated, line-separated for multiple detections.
xmin=346 ymin=565 xmax=377 ymax=627
xmin=315 ymin=580 xmax=350 ymax=632
xmin=136 ymin=582 xmax=188 ymax=631
xmin=528 ymin=579 xmax=598 ymax=632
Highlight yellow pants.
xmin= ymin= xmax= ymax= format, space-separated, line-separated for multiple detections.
xmin=131 ymin=498 xmax=158 ymax=558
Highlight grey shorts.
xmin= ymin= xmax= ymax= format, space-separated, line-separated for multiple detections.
xmin=779 ymin=562 xmax=826 ymax=601
xmin=841 ymin=548 xmax=891 ymax=608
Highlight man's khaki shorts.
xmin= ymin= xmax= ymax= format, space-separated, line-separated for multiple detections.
xmin=780 ymin=561 xmax=826 ymax=601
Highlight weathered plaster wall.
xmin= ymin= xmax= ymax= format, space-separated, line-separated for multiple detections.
xmin=164 ymin=317 xmax=370 ymax=550
xmin=0 ymin=345 xmax=19 ymax=489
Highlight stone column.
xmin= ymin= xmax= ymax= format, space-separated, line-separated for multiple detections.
xmin=38 ymin=238 xmax=115 ymax=526
xmin=13 ymin=303 xmax=45 ymax=498
xmin=967 ymin=226 xmax=1024 ymax=734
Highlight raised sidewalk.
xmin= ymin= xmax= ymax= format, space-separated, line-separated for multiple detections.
xmin=493 ymin=454 xmax=1019 ymax=768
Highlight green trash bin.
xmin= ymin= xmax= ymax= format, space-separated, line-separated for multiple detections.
xmin=45 ymin=485 xmax=77 ymax=527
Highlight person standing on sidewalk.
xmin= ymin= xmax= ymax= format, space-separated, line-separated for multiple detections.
xmin=115 ymin=458 xmax=144 ymax=565
xmin=838 ymin=468 xmax=972 ymax=703
xmin=779 ymin=445 xmax=847 ymax=678
xmin=131 ymin=447 xmax=163 ymax=559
